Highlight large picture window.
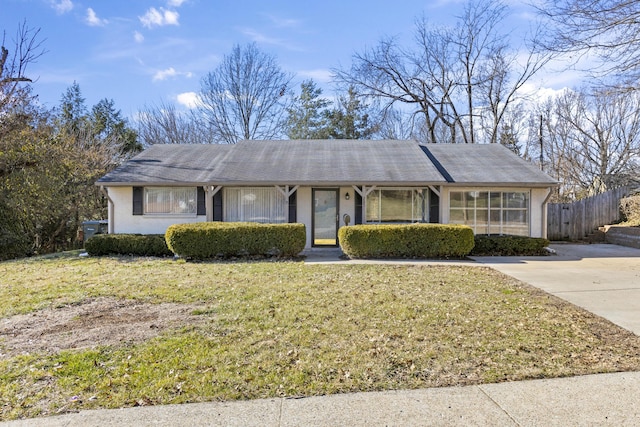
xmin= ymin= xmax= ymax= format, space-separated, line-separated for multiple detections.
xmin=449 ymin=190 xmax=529 ymax=236
xmin=144 ymin=187 xmax=197 ymax=214
xmin=224 ymin=187 xmax=286 ymax=223
xmin=365 ymin=189 xmax=426 ymax=223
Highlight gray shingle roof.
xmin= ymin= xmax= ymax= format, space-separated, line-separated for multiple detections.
xmin=217 ymin=140 xmax=445 ymax=185
xmin=422 ymin=144 xmax=558 ymax=186
xmin=97 ymin=144 xmax=233 ymax=185
xmin=97 ymin=140 xmax=558 ymax=187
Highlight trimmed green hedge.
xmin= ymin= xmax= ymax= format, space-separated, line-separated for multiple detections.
xmin=165 ymin=222 xmax=306 ymax=259
xmin=85 ymin=234 xmax=173 ymax=257
xmin=470 ymin=235 xmax=550 ymax=256
xmin=338 ymin=224 xmax=475 ymax=259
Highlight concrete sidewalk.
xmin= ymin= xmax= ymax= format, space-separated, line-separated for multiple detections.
xmin=4 ymin=243 xmax=640 ymax=426
xmin=0 ymin=372 xmax=640 ymax=427
xmin=4 ymin=371 xmax=640 ymax=426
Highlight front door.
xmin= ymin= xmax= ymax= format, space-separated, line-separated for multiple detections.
xmin=312 ymin=188 xmax=339 ymax=246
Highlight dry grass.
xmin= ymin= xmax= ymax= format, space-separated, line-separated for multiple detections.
xmin=1 ymin=254 xmax=639 ymax=420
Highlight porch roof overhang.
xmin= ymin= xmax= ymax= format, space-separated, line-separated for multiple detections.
xmin=442 ymin=181 xmax=559 ymax=189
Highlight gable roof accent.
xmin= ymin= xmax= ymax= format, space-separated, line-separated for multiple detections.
xmin=422 ymin=143 xmax=558 ymax=186
xmin=96 ymin=140 xmax=558 ymax=188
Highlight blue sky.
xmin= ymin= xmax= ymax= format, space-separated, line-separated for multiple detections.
xmin=2 ymin=0 xmax=566 ymax=120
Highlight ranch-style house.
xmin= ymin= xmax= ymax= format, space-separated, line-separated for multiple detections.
xmin=96 ymin=139 xmax=558 ymax=248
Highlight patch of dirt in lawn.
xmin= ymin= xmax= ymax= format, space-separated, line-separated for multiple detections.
xmin=0 ymin=298 xmax=209 ymax=358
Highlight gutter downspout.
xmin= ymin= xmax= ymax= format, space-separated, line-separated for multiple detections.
xmin=100 ymin=186 xmax=115 ymax=234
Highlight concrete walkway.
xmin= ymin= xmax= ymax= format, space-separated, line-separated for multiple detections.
xmin=4 ymin=243 xmax=640 ymax=426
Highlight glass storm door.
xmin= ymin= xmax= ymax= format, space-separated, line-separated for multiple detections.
xmin=312 ymin=189 xmax=339 ymax=246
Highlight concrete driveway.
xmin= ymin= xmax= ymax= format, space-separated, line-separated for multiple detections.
xmin=472 ymin=243 xmax=640 ymax=335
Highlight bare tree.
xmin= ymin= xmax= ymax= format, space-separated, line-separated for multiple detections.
xmin=0 ymin=21 xmax=45 ymax=114
xmin=374 ymin=107 xmax=431 ymax=141
xmin=335 ymin=33 xmax=454 ymax=144
xmin=197 ymin=43 xmax=293 ymax=144
xmin=334 ymin=0 xmax=551 ymax=144
xmin=137 ymin=100 xmax=205 ymax=145
xmin=534 ymin=88 xmax=640 ymax=200
xmin=524 ymin=97 xmax=577 ymax=201
xmin=537 ymin=0 xmax=640 ymax=89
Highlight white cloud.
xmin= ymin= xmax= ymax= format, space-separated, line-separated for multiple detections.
xmin=153 ymin=67 xmax=177 ymax=81
xmin=426 ymin=0 xmax=465 ymax=8
xmin=265 ymin=14 xmax=301 ymax=28
xmin=86 ymin=8 xmax=108 ymax=26
xmin=139 ymin=7 xmax=180 ymax=28
xmin=167 ymin=0 xmax=187 ymax=6
xmin=153 ymin=67 xmax=193 ymax=81
xmin=51 ymin=0 xmax=73 ymax=14
xmin=134 ymin=31 xmax=144 ymax=43
xmin=176 ymin=92 xmax=200 ymax=108
xmin=240 ymin=28 xmax=302 ymax=51
xmin=518 ymin=82 xmax=569 ymax=103
xmin=297 ymin=69 xmax=332 ymax=83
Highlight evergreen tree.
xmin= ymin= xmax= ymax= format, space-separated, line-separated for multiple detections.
xmin=91 ymin=98 xmax=141 ymax=154
xmin=59 ymin=81 xmax=87 ymax=135
xmin=285 ymin=80 xmax=332 ymax=139
xmin=326 ymin=86 xmax=378 ymax=139
xmin=57 ymin=83 xmax=140 ymax=155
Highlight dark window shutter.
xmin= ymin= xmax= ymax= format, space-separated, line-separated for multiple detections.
xmin=197 ymin=187 xmax=206 ymax=215
xmin=429 ymin=189 xmax=440 ymax=223
xmin=288 ymin=190 xmax=297 ymax=223
xmin=354 ymin=191 xmax=363 ymax=225
xmin=132 ymin=187 xmax=143 ymax=215
xmin=213 ymin=190 xmax=223 ymax=221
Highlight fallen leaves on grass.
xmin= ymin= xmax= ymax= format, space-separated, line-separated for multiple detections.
xmin=1 ymin=258 xmax=639 ymax=421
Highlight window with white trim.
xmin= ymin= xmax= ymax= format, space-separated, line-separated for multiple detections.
xmin=144 ymin=187 xmax=197 ymax=214
xmin=224 ymin=187 xmax=286 ymax=223
xmin=365 ymin=189 xmax=426 ymax=223
xmin=449 ymin=191 xmax=529 ymax=236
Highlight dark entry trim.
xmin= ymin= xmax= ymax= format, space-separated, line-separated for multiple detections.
xmin=196 ymin=187 xmax=206 ymax=215
xmin=132 ymin=187 xmax=143 ymax=215
xmin=288 ymin=190 xmax=297 ymax=223
xmin=213 ymin=191 xmax=223 ymax=221
xmin=354 ymin=191 xmax=363 ymax=225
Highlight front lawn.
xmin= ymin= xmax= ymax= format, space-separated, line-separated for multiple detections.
xmin=1 ymin=254 xmax=639 ymax=420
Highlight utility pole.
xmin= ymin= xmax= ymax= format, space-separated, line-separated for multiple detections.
xmin=539 ymin=114 xmax=544 ymax=171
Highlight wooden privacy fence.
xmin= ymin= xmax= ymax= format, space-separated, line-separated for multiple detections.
xmin=547 ymin=187 xmax=630 ymax=241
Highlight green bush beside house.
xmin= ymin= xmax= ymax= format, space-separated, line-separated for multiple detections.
xmin=85 ymin=234 xmax=172 ymax=257
xmin=83 ymin=223 xmax=548 ymax=260
xmin=165 ymin=222 xmax=306 ymax=259
xmin=339 ymin=224 xmax=475 ymax=259
xmin=470 ymin=235 xmax=550 ymax=256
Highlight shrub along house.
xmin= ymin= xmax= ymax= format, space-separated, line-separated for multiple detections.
xmin=96 ymin=140 xmax=558 ymax=248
